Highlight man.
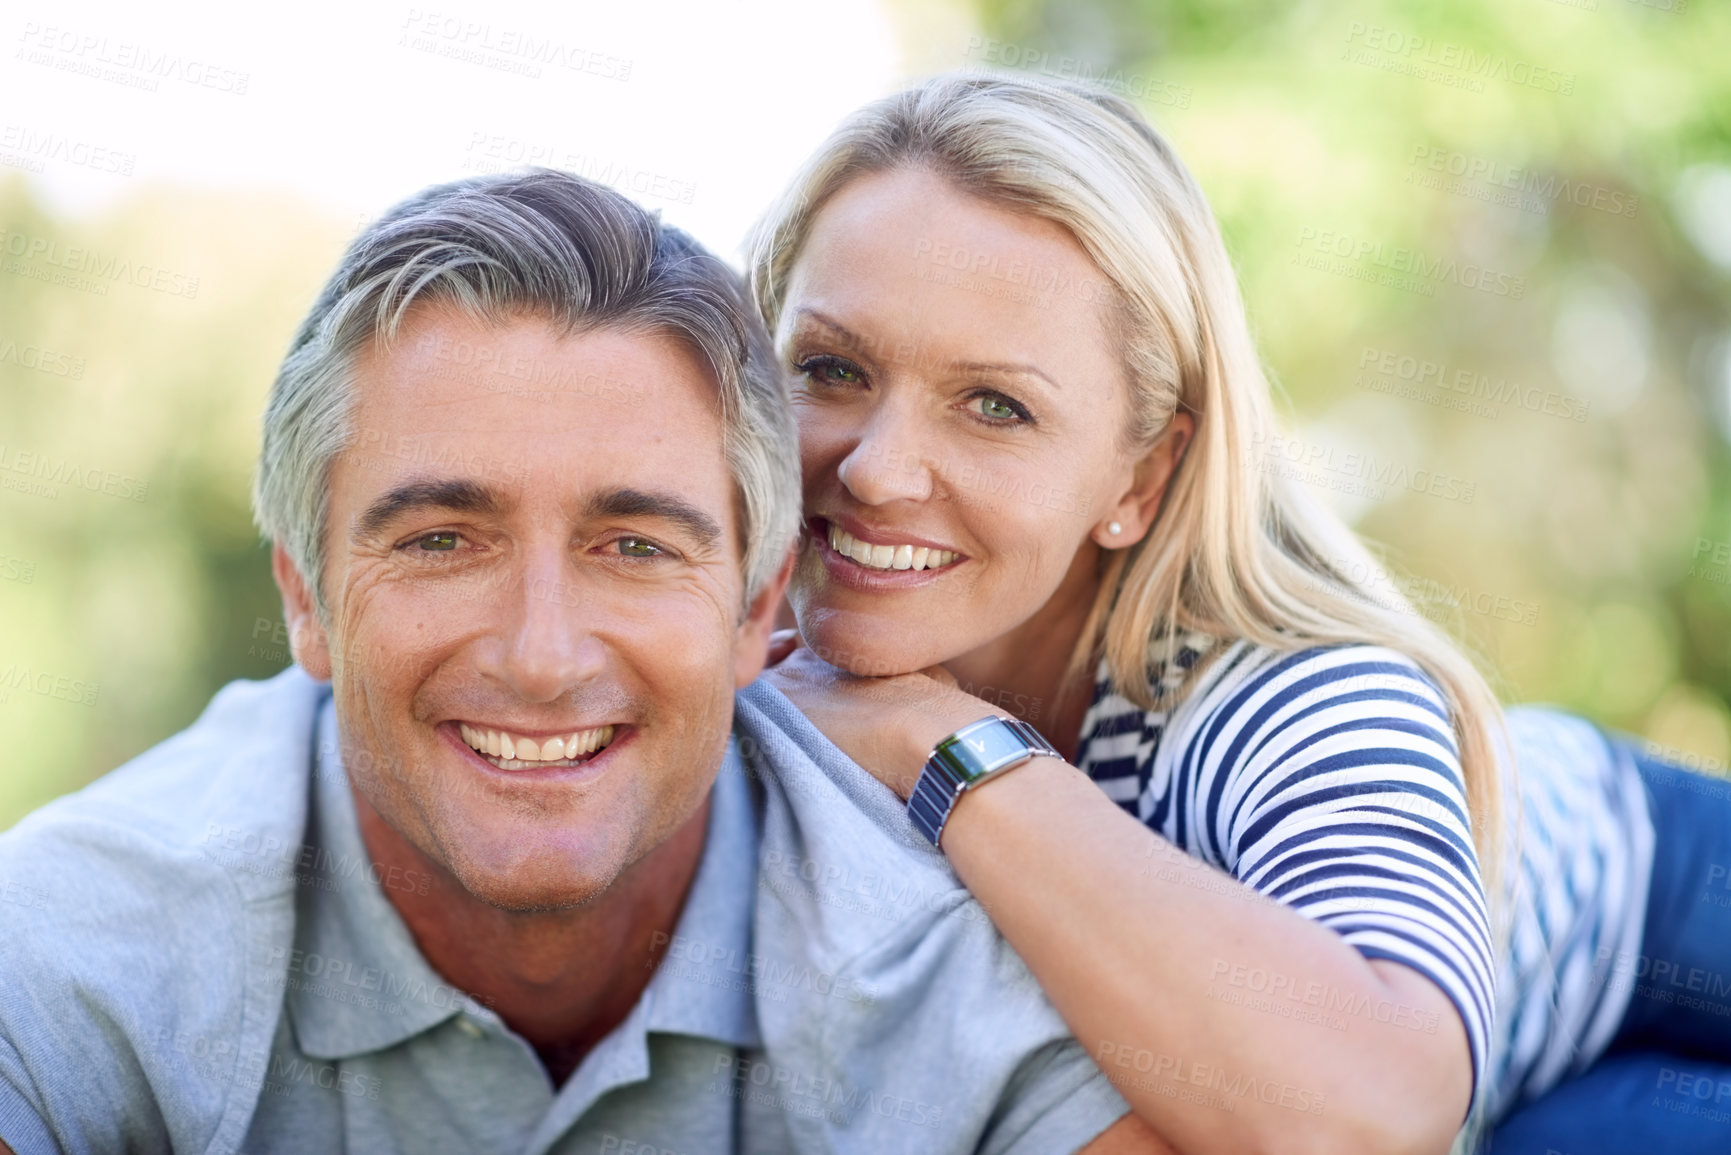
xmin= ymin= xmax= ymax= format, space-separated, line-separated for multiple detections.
xmin=0 ymin=172 xmax=1151 ymax=1153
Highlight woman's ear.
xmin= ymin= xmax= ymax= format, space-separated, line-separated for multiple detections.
xmin=1094 ymin=412 xmax=1194 ymax=549
xmin=272 ymin=543 xmax=334 ymax=681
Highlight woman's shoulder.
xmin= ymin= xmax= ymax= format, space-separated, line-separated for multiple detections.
xmin=1126 ymin=636 xmax=1449 ymax=720
xmin=1080 ymin=636 xmax=1455 ymax=768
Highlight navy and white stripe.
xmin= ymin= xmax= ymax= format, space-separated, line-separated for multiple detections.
xmin=1485 ymin=707 xmax=1652 ymax=1120
xmin=1075 ymin=637 xmax=1648 ymax=1118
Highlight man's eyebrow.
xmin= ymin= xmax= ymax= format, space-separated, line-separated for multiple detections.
xmin=353 ymin=478 xmax=504 ymax=540
xmin=585 ymin=487 xmax=723 ymax=548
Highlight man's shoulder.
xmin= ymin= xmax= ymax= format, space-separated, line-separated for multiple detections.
xmin=2 ymin=666 xmax=326 ymax=889
xmin=0 ymin=668 xmax=324 ymax=1155
xmin=733 ymin=677 xmax=961 ymax=920
xmin=732 ymin=679 xmax=1131 ymax=1154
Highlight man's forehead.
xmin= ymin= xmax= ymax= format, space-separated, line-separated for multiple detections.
xmin=336 ymin=308 xmax=737 ymax=529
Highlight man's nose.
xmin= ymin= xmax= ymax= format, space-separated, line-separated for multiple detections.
xmin=477 ymin=548 xmax=606 ymax=703
xmin=836 ymin=406 xmax=934 ymax=506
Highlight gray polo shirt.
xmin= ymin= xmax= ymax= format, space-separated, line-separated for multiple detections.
xmin=237 ymin=698 xmax=788 ymax=1154
xmin=0 ymin=668 xmax=1127 ymax=1154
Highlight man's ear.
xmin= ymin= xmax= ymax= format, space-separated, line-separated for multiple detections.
xmin=1093 ymin=412 xmax=1194 ymax=550
xmin=734 ymin=547 xmax=798 ymax=689
xmin=272 ymin=543 xmax=334 ymax=682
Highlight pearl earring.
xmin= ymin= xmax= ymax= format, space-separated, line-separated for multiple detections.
xmin=1107 ymin=521 xmax=1123 ymax=536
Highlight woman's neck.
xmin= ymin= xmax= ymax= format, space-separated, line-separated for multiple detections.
xmin=942 ymin=543 xmax=1104 ymax=763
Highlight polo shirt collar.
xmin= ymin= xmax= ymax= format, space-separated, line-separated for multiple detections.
xmin=288 ymin=699 xmax=762 ymax=1071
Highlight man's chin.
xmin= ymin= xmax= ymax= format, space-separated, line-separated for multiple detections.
xmin=435 ymin=828 xmax=628 ymax=915
xmin=450 ymin=857 xmax=619 ymax=915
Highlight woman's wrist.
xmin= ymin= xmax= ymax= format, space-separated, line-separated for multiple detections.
xmin=894 ymin=698 xmax=1012 ymax=801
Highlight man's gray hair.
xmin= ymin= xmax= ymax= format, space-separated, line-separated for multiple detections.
xmin=254 ymin=170 xmax=800 ymax=616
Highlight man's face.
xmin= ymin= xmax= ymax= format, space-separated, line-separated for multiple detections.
xmin=281 ymin=304 xmax=778 ymax=913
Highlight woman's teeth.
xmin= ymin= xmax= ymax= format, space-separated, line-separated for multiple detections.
xmin=827 ymin=524 xmax=956 ymax=571
xmin=459 ymin=723 xmax=615 ymax=769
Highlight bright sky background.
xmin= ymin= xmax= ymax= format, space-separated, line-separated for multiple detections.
xmin=2 ymin=0 xmax=916 ymax=263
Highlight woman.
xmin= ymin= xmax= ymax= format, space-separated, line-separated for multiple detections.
xmin=749 ymin=74 xmax=1731 ymax=1153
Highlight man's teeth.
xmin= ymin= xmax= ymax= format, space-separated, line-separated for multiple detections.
xmin=827 ymin=524 xmax=956 ymax=571
xmin=459 ymin=723 xmax=615 ymax=766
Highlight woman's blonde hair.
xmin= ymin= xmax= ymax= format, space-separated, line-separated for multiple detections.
xmin=748 ymin=72 xmax=1506 ymax=871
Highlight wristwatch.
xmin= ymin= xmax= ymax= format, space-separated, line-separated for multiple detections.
xmin=907 ymin=716 xmax=1061 ymax=847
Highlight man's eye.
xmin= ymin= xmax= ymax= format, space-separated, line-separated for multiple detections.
xmin=414 ymin=532 xmax=460 ymax=551
xmin=616 ymin=537 xmax=663 ymax=558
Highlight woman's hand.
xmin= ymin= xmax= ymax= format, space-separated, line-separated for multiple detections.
xmin=760 ymin=641 xmax=1002 ymax=799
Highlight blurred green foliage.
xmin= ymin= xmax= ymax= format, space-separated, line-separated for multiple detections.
xmin=0 ymin=180 xmax=349 ymax=826
xmin=2 ymin=0 xmax=1730 ymax=829
xmin=958 ymin=0 xmax=1731 ymax=756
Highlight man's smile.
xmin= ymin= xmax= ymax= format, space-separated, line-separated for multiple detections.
xmin=455 ymin=721 xmax=620 ymax=771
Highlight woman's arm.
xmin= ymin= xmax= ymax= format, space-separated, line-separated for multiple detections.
xmin=765 ymin=650 xmax=1478 ymax=1155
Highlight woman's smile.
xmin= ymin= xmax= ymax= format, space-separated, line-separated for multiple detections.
xmin=809 ymin=513 xmax=966 ymax=593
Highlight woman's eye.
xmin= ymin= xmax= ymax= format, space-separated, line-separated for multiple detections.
xmin=616 ymin=537 xmax=663 ymax=558
xmin=795 ymin=355 xmax=865 ymax=387
xmin=972 ymin=393 xmax=1031 ymax=423
xmin=413 ymin=532 xmax=460 ymax=552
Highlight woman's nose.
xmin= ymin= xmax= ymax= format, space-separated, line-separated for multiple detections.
xmin=836 ymin=418 xmax=934 ymax=506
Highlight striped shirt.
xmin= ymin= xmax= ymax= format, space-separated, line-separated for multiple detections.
xmin=1074 ymin=636 xmax=1653 ymax=1124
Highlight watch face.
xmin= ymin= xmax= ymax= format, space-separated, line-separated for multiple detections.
xmin=950 ymin=718 xmax=1035 ymax=780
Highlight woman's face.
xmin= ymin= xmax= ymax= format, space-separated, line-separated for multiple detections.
xmin=777 ymin=166 xmax=1155 ymax=677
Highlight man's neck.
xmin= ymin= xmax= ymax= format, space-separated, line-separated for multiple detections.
xmin=351 ymin=784 xmax=711 ymax=1086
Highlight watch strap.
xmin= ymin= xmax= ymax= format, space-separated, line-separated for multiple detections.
xmin=907 ymin=716 xmax=1059 ymax=847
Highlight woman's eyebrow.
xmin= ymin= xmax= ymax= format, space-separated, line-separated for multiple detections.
xmin=787 ymin=308 xmax=873 ymax=353
xmin=947 ymin=359 xmax=1061 ymax=391
xmin=354 ymin=477 xmax=504 ymax=540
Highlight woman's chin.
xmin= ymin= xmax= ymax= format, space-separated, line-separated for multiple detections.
xmin=797 ymin=616 xmax=958 ymax=679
